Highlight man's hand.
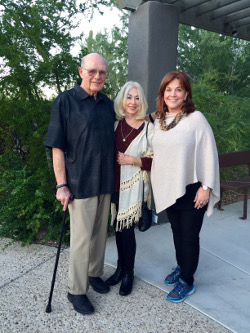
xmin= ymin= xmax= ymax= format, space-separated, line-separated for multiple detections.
xmin=56 ymin=186 xmax=72 ymax=211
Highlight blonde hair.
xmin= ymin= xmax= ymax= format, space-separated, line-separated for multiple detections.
xmin=114 ymin=81 xmax=148 ymax=120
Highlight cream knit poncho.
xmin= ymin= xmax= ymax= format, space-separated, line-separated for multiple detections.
xmin=112 ymin=121 xmax=154 ymax=231
xmin=151 ymin=111 xmax=220 ymax=216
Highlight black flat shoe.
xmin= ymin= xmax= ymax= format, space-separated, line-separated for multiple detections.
xmin=106 ymin=265 xmax=123 ymax=286
xmin=119 ymin=270 xmax=134 ymax=296
xmin=89 ymin=276 xmax=110 ymax=294
xmin=67 ymin=293 xmax=94 ymax=314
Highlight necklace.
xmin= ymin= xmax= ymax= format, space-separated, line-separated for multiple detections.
xmin=121 ymin=119 xmax=137 ymax=142
xmin=160 ymin=111 xmax=185 ymax=131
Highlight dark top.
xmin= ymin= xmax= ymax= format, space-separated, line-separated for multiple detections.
xmin=45 ymin=82 xmax=115 ymax=199
xmin=114 ymin=120 xmax=152 ymax=193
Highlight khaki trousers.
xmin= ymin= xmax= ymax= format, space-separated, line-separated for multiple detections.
xmin=68 ymin=194 xmax=111 ymax=295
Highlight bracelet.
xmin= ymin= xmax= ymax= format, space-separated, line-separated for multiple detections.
xmin=56 ymin=183 xmax=68 ymax=189
xmin=132 ymin=158 xmax=136 ymax=166
xmin=201 ymin=184 xmax=210 ymax=191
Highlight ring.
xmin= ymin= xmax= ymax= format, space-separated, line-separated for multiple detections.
xmin=200 ymin=202 xmax=203 ymax=206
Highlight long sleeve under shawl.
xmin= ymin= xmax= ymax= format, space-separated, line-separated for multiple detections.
xmin=151 ymin=111 xmax=220 ymax=216
xmin=112 ymin=121 xmax=154 ymax=231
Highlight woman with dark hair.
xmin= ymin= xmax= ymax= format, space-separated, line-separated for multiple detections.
xmin=149 ymin=71 xmax=220 ymax=302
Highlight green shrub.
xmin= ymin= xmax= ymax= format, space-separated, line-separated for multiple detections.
xmin=193 ymin=86 xmax=250 ymax=181
xmin=0 ymin=152 xmax=69 ymax=246
xmin=193 ymin=85 xmax=250 ymax=154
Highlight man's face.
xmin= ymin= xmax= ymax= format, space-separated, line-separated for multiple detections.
xmin=78 ymin=54 xmax=107 ymax=97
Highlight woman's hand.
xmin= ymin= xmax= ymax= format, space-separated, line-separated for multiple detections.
xmin=117 ymin=152 xmax=143 ymax=167
xmin=194 ymin=187 xmax=210 ymax=209
xmin=117 ymin=152 xmax=134 ymax=165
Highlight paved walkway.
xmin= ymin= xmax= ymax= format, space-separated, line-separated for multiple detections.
xmin=0 ymin=201 xmax=249 ymax=332
xmin=106 ymin=200 xmax=250 ymax=333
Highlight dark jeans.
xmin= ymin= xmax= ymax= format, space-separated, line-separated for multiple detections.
xmin=114 ymin=221 xmax=136 ymax=272
xmin=166 ymin=183 xmax=206 ymax=286
xmin=112 ymin=198 xmax=136 ymax=272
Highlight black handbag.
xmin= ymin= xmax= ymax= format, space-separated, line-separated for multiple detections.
xmin=138 ymin=122 xmax=152 ymax=232
xmin=138 ymin=181 xmax=152 ymax=232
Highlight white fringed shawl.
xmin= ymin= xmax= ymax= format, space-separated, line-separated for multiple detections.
xmin=151 ymin=111 xmax=220 ymax=216
xmin=111 ymin=121 xmax=154 ymax=231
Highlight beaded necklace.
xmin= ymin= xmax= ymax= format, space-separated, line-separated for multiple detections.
xmin=160 ymin=111 xmax=185 ymax=131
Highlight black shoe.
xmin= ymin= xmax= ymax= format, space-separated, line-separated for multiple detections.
xmin=89 ymin=276 xmax=110 ymax=294
xmin=106 ymin=264 xmax=123 ymax=286
xmin=67 ymin=293 xmax=95 ymax=314
xmin=119 ymin=270 xmax=134 ymax=296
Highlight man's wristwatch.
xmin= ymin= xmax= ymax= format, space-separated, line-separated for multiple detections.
xmin=201 ymin=184 xmax=210 ymax=190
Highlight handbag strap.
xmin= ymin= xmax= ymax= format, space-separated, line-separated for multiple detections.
xmin=142 ymin=122 xmax=149 ymax=202
xmin=146 ymin=121 xmax=149 ymax=138
xmin=142 ymin=178 xmax=145 ymax=202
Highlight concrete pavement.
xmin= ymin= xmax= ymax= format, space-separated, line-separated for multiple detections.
xmin=0 ymin=200 xmax=249 ymax=332
xmin=106 ymin=200 xmax=250 ymax=333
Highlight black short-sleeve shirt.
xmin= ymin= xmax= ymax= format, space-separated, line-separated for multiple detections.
xmin=45 ymin=83 xmax=115 ymax=199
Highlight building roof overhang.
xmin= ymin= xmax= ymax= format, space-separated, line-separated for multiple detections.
xmin=118 ymin=0 xmax=250 ymax=41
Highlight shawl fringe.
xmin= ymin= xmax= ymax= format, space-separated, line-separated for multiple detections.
xmin=111 ymin=170 xmax=152 ymax=232
xmin=120 ymin=169 xmax=150 ymax=191
xmin=116 ymin=200 xmax=143 ymax=231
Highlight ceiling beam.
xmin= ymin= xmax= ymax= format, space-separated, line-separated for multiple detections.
xmin=195 ymin=0 xmax=238 ymax=16
xmin=181 ymin=0 xmax=209 ymax=11
xmin=211 ymin=0 xmax=250 ymax=20
xmin=233 ymin=17 xmax=250 ymax=28
xmin=224 ymin=8 xmax=250 ymax=23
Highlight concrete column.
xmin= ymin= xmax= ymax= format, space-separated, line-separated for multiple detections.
xmin=128 ymin=2 xmax=179 ymax=223
xmin=128 ymin=1 xmax=179 ymax=114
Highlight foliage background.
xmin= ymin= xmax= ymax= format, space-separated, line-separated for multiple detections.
xmin=0 ymin=0 xmax=249 ymax=245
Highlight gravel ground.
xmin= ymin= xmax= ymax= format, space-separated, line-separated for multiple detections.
xmin=219 ymin=188 xmax=250 ymax=206
xmin=0 ymin=239 xmax=232 ymax=333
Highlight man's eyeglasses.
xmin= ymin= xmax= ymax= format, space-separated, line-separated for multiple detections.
xmin=83 ymin=68 xmax=108 ymax=78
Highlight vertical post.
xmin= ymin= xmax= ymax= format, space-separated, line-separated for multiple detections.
xmin=128 ymin=1 xmax=179 ymax=223
xmin=128 ymin=1 xmax=179 ymax=113
xmin=240 ymin=189 xmax=247 ymax=220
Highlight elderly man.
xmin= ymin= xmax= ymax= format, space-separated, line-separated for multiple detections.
xmin=45 ymin=53 xmax=115 ymax=314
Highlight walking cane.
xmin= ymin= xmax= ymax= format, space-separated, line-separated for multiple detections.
xmin=45 ymin=195 xmax=73 ymax=313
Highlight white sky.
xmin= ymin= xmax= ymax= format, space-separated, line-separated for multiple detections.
xmin=84 ymin=5 xmax=123 ymax=34
xmin=71 ymin=4 xmax=124 ymax=56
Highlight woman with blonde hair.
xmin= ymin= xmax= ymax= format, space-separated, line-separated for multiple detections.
xmin=106 ymin=81 xmax=153 ymax=296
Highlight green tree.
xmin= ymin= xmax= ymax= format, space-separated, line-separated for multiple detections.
xmin=177 ymin=25 xmax=250 ymax=159
xmin=192 ymin=85 xmax=250 ymax=154
xmin=0 ymin=0 xmax=115 ymax=96
xmin=177 ymin=25 xmax=250 ymax=96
